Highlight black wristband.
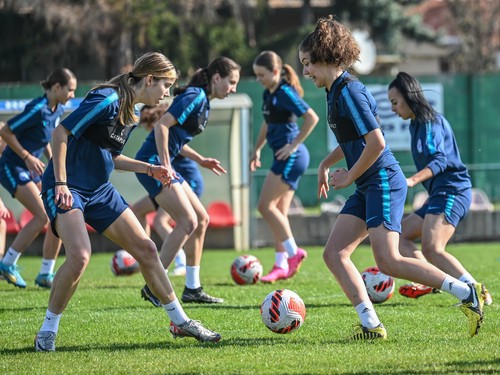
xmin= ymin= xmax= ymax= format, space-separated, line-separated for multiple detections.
xmin=55 ymin=181 xmax=67 ymax=186
xmin=23 ymin=152 xmax=31 ymax=161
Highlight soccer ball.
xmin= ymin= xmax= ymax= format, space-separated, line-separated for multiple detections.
xmin=230 ymin=255 xmax=263 ymax=285
xmin=260 ymin=289 xmax=306 ymax=334
xmin=361 ymin=266 xmax=395 ymax=304
xmin=110 ymin=250 xmax=140 ymax=276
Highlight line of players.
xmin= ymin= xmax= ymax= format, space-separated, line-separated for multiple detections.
xmin=0 ymin=15 xmax=491 ymax=349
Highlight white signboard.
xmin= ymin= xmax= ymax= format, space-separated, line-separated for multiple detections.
xmin=327 ymin=83 xmax=443 ymax=151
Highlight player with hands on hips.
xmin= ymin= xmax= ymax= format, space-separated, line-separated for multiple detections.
xmin=299 ymin=15 xmax=486 ymax=340
xmin=251 ymin=50 xmax=319 ymax=283
xmin=34 ymin=52 xmax=222 ymax=353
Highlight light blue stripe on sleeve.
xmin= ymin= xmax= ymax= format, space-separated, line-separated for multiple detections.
xmin=342 ymin=88 xmax=368 ymax=135
xmin=71 ymin=92 xmax=119 ymax=135
xmin=178 ymin=90 xmax=206 ymax=125
xmin=425 ymin=122 xmax=436 ymax=155
xmin=9 ymin=98 xmax=48 ymax=131
xmin=282 ymin=85 xmax=307 ymax=114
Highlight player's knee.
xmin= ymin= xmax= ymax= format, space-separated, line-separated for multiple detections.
xmin=175 ymin=214 xmax=197 ymax=235
xmin=133 ymin=239 xmax=158 ymax=265
xmin=198 ymin=211 xmax=209 ymax=230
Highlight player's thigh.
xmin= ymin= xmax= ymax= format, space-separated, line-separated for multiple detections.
xmin=182 ymin=181 xmax=208 ymax=221
xmin=258 ymin=172 xmax=291 ymax=208
xmin=326 ymin=214 xmax=368 ymax=255
xmin=401 ymin=213 xmax=423 ymax=241
xmin=103 ymin=208 xmax=153 ymax=258
xmin=155 ymin=182 xmax=196 ymax=225
xmin=55 ymin=209 xmax=92 ymax=262
xmin=421 ymin=213 xmax=455 ymax=249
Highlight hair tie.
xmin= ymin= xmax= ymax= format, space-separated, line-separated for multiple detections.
xmin=128 ymin=72 xmax=134 ymax=78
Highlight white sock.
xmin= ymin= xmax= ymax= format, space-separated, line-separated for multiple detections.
xmin=163 ymin=299 xmax=189 ymax=326
xmin=40 ymin=259 xmax=56 ymax=274
xmin=185 ymin=266 xmax=201 ymax=289
xmin=440 ymin=275 xmax=471 ymax=301
xmin=458 ymin=272 xmax=477 ymax=284
xmin=355 ymin=301 xmax=380 ymax=329
xmin=40 ymin=310 xmax=62 ymax=333
xmin=2 ymin=247 xmax=21 ymax=266
xmin=275 ymin=252 xmax=289 ymax=269
xmin=174 ymin=250 xmax=186 ymax=268
xmin=281 ymin=238 xmax=298 ymax=257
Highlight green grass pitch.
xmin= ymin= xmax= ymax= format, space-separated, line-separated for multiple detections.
xmin=1 ymin=243 xmax=499 ymax=374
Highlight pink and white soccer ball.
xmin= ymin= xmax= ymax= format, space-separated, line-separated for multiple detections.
xmin=260 ymin=289 xmax=306 ymax=334
xmin=110 ymin=249 xmax=140 ymax=276
xmin=361 ymin=266 xmax=395 ymax=304
xmin=230 ymin=255 xmax=263 ymax=285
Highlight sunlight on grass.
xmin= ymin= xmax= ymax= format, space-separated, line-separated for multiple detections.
xmin=1 ymin=243 xmax=499 ymax=374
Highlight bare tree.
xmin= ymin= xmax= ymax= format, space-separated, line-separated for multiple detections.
xmin=445 ymin=0 xmax=500 ymax=73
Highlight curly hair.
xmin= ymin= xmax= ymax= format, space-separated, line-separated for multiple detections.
xmin=299 ymin=15 xmax=360 ymax=68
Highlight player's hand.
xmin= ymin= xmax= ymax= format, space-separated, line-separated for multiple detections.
xmin=25 ymin=154 xmax=46 ymax=177
xmin=275 ymin=143 xmax=296 ymax=161
xmin=249 ymin=151 xmax=261 ymax=172
xmin=318 ymin=166 xmax=330 ymax=199
xmin=199 ymin=158 xmax=227 ymax=176
xmin=330 ymin=168 xmax=350 ymax=190
xmin=0 ymin=201 xmax=10 ymax=219
xmin=150 ymin=164 xmax=173 ymax=187
xmin=54 ymin=185 xmax=73 ymax=210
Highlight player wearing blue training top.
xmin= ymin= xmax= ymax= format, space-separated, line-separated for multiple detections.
xmin=131 ymin=104 xmax=205 ymax=280
xmin=34 ymin=52 xmax=222 ymax=353
xmin=135 ymin=57 xmax=240 ymax=307
xmin=251 ymin=50 xmax=318 ymax=283
xmin=0 ymin=68 xmax=76 ymax=289
xmin=388 ymin=72 xmax=492 ymax=305
xmin=299 ymin=15 xmax=486 ymax=340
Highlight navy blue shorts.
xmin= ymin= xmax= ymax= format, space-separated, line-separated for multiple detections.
xmin=415 ymin=188 xmax=471 ymax=227
xmin=341 ymin=166 xmax=407 ymax=233
xmin=0 ymin=163 xmax=41 ymax=197
xmin=135 ymin=171 xmax=183 ymax=202
xmin=270 ymin=143 xmax=310 ymax=190
xmin=43 ymin=182 xmax=128 ymax=237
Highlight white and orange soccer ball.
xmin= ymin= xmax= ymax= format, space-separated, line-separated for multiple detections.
xmin=260 ymin=289 xmax=306 ymax=334
xmin=110 ymin=249 xmax=140 ymax=276
xmin=230 ymin=255 xmax=263 ymax=285
xmin=361 ymin=266 xmax=395 ymax=304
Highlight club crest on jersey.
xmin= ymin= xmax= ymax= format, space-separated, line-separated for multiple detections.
xmin=417 ymin=139 xmax=423 ymax=153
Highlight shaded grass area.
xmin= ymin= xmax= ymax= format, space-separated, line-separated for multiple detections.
xmin=1 ymin=243 xmax=499 ymax=374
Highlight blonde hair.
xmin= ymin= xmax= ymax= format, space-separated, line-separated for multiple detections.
xmin=94 ymin=52 xmax=177 ymax=125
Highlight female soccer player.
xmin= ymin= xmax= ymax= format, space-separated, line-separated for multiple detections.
xmin=135 ymin=57 xmax=240 ymax=306
xmin=34 ymin=52 xmax=221 ymax=352
xmin=0 ymin=68 xmax=76 ymax=288
xmin=132 ymin=104 xmax=206 ymax=280
xmin=251 ymin=50 xmax=318 ymax=283
xmin=388 ymin=72 xmax=492 ymax=304
xmin=299 ymin=15 xmax=486 ymax=340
